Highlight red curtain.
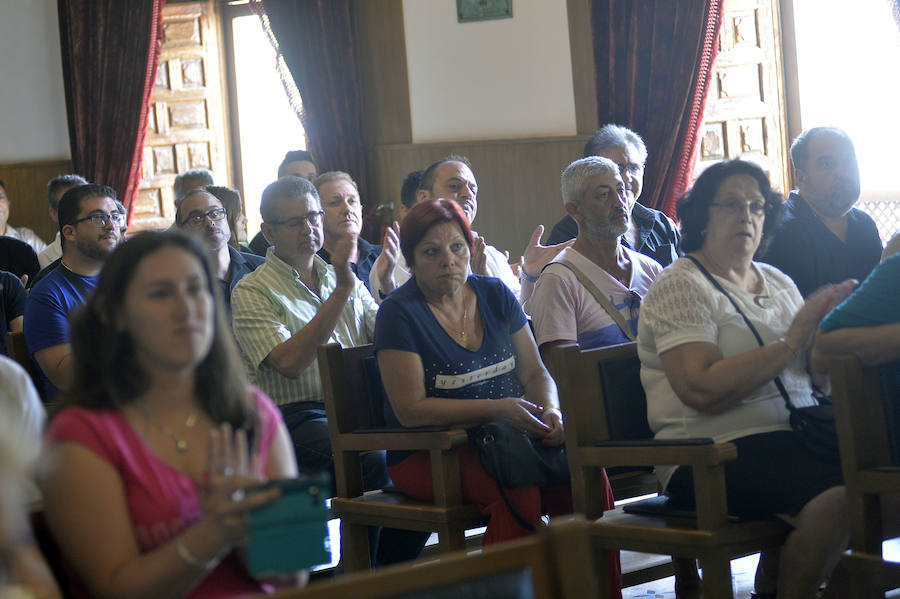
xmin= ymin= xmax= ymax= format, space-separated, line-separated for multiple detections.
xmin=57 ymin=0 xmax=164 ymax=223
xmin=256 ymin=0 xmax=368 ymax=205
xmin=591 ymin=0 xmax=723 ymax=217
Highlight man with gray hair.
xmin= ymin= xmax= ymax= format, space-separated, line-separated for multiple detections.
xmin=547 ymin=124 xmax=680 ymax=267
xmin=37 ymin=174 xmax=89 ymax=268
xmin=315 ymin=171 xmax=383 ymax=295
xmin=172 ymin=168 xmax=214 ymax=205
xmin=231 ymin=175 xmax=426 ymax=565
xmin=530 ymin=156 xmax=663 ymax=367
xmin=761 ymin=126 xmax=882 ymax=297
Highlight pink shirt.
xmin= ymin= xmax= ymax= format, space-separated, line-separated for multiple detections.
xmin=46 ymin=388 xmax=281 ymax=598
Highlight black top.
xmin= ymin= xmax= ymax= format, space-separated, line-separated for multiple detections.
xmin=0 ymin=236 xmax=40 ymax=283
xmin=248 ymin=231 xmax=269 ymax=257
xmin=317 ymin=236 xmax=383 ymax=295
xmin=0 ymin=270 xmax=27 ymax=355
xmin=546 ymin=202 xmax=681 ymax=266
xmin=760 ymin=191 xmax=883 ymax=297
xmin=221 ymin=246 xmax=265 ymax=318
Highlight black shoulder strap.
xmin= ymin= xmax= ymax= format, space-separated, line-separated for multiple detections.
xmin=684 ymin=255 xmax=796 ymax=411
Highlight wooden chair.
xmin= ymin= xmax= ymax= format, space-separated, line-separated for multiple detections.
xmin=317 ymin=343 xmax=487 ymax=572
xmin=552 ymin=342 xmax=789 ymax=598
xmin=830 ymin=355 xmax=900 ymax=598
xmin=6 ymin=331 xmax=42 ymax=394
xmin=251 ymin=517 xmax=603 ymax=599
xmin=832 ymin=550 xmax=900 ymax=599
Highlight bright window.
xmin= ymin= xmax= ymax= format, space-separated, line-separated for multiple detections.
xmin=793 ymin=0 xmax=900 ymax=241
xmin=230 ymin=12 xmax=307 ymax=239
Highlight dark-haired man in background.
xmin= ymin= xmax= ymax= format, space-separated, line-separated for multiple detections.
xmin=249 ymin=150 xmax=318 ymax=256
xmin=761 ymin=126 xmax=882 ymax=296
xmin=24 ymin=184 xmax=123 ymax=397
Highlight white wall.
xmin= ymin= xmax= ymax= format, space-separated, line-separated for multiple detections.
xmin=403 ymin=0 xmax=577 ymax=143
xmin=0 ymin=0 xmax=70 ymax=162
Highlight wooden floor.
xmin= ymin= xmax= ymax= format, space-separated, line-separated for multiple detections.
xmin=621 ymin=553 xmax=759 ymax=599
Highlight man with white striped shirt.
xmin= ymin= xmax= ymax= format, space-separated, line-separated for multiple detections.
xmin=232 ymin=176 xmax=427 ymax=566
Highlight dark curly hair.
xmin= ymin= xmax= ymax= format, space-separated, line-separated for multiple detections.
xmin=677 ymin=159 xmax=785 ymax=257
xmin=61 ymin=231 xmax=257 ymax=436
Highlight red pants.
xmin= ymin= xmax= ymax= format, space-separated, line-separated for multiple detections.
xmin=388 ymin=445 xmax=622 ymax=598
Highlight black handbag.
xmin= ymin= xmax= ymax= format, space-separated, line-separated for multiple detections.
xmin=468 ymin=421 xmax=570 ymax=531
xmin=685 ymin=256 xmax=841 ymax=464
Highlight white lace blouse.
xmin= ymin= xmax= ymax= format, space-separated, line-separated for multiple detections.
xmin=637 ymin=257 xmax=816 ymax=487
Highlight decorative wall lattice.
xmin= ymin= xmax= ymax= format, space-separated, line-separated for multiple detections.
xmin=859 ymin=199 xmax=900 ymax=244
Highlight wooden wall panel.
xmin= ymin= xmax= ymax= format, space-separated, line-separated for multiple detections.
xmin=0 ymin=159 xmax=74 ymax=243
xmin=368 ymin=137 xmax=588 ymax=256
xmin=567 ymin=0 xmax=599 ymax=134
xmin=355 ymin=0 xmax=412 ymax=146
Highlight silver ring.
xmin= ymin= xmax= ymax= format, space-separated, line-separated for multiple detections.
xmin=221 ymin=466 xmax=235 ymax=477
xmin=231 ymin=489 xmax=246 ymax=503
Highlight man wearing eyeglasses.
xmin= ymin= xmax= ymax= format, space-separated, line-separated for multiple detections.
xmin=175 ymin=187 xmax=263 ymax=317
xmin=530 ymin=157 xmax=663 ymax=369
xmin=232 ymin=175 xmax=379 ymax=479
xmin=24 ymin=184 xmax=123 ymax=398
xmin=232 ymin=178 xmax=425 ymax=565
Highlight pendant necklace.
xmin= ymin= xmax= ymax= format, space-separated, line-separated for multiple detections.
xmin=143 ymin=407 xmax=198 ymax=453
xmin=429 ymin=297 xmax=469 ymax=343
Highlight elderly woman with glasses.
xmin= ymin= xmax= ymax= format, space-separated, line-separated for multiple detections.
xmin=637 ymin=160 xmax=857 ymax=599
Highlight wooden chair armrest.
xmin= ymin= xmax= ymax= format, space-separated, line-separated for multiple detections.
xmin=337 ymin=429 xmax=470 ymax=452
xmin=580 ymin=441 xmax=738 ymax=468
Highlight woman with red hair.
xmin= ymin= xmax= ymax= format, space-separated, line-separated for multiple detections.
xmin=374 ymin=199 xmax=620 ymax=597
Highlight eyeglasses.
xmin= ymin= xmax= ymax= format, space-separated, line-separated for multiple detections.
xmin=268 ymin=211 xmax=324 ymax=229
xmin=73 ymin=212 xmax=126 ymax=228
xmin=710 ymin=200 xmax=768 ymax=216
xmin=182 ymin=207 xmax=227 ymax=228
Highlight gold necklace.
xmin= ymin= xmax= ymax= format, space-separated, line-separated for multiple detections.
xmin=429 ymin=298 xmax=469 ymax=343
xmin=143 ymin=409 xmax=198 ymax=453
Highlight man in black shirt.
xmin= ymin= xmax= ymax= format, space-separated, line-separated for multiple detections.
xmin=761 ymin=127 xmax=882 ymax=296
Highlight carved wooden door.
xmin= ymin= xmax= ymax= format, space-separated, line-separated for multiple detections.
xmin=696 ymin=0 xmax=791 ymax=195
xmin=132 ymin=0 xmax=229 ymax=231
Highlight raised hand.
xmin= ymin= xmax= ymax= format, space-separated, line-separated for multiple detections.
xmin=374 ymin=221 xmax=401 ymax=293
xmin=470 ymin=233 xmax=488 ymax=275
xmin=521 ymin=225 xmax=575 ymax=280
xmin=786 ymin=279 xmax=858 ymax=353
xmin=331 ymin=232 xmax=357 ymax=289
xmin=197 ymin=424 xmax=280 ymax=549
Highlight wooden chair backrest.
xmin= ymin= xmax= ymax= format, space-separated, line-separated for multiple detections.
xmin=5 ymin=331 xmax=42 ymax=391
xmin=319 ymin=343 xmax=384 ymax=437
xmin=554 ymin=342 xmax=650 ymax=448
xmin=831 ymin=355 xmax=895 ymax=477
xmin=259 ymin=518 xmax=600 ymax=599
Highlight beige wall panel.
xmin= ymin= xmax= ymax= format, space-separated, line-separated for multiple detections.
xmin=0 ymin=159 xmax=74 ymax=243
xmin=368 ymin=137 xmax=589 ymax=257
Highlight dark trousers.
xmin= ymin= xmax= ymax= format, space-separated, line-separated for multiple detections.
xmin=279 ymin=402 xmax=429 ymax=566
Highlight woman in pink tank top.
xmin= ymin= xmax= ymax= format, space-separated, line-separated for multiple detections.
xmin=40 ymin=231 xmax=300 ymax=598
